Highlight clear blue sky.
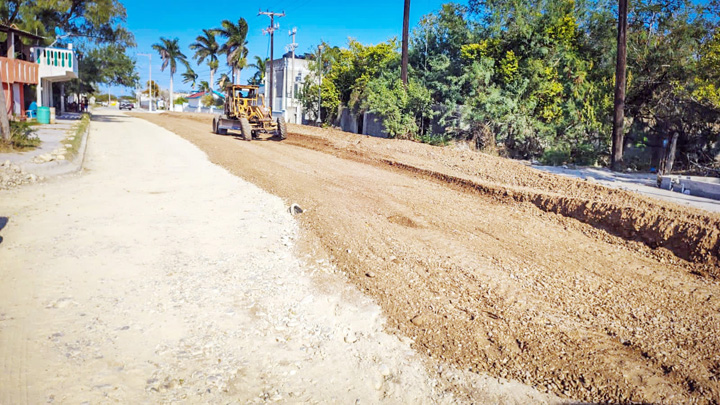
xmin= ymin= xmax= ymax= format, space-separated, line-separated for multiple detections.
xmin=111 ymin=0 xmax=464 ymax=96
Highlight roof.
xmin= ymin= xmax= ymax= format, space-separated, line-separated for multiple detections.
xmin=0 ymin=24 xmax=45 ymax=41
xmin=187 ymin=89 xmax=225 ymax=99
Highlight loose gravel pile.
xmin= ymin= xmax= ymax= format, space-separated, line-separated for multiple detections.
xmin=0 ymin=160 xmax=42 ymax=190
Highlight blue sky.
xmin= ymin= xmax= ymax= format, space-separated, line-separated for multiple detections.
xmin=113 ymin=0 xmax=463 ymax=96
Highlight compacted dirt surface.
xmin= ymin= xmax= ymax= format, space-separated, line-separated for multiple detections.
xmin=131 ymin=111 xmax=720 ymax=404
xmin=1 ymin=110 xmax=560 ymax=404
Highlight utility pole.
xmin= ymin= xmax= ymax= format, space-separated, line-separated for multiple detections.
xmin=138 ymin=53 xmax=152 ymax=112
xmin=287 ymin=28 xmax=298 ymax=107
xmin=611 ymin=0 xmax=628 ymax=171
xmin=317 ymin=44 xmax=323 ymax=125
xmin=259 ymin=9 xmax=285 ymax=114
xmin=401 ymin=0 xmax=410 ymax=87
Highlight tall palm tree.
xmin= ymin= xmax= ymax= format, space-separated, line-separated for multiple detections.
xmin=152 ymin=37 xmax=188 ymax=110
xmin=189 ymin=29 xmax=220 ymax=91
xmin=216 ymin=72 xmax=231 ymax=91
xmin=215 ymin=18 xmax=249 ymax=84
xmin=247 ymin=56 xmax=268 ymax=85
xmin=182 ymin=67 xmax=199 ymax=90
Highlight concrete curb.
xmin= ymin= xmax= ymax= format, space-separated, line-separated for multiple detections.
xmin=25 ymin=114 xmax=91 ymax=178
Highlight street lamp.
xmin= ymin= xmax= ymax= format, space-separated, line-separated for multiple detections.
xmin=137 ymin=53 xmax=152 ymax=112
xmin=317 ymin=44 xmax=323 ymax=125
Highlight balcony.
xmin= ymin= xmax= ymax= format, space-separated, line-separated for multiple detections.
xmin=31 ymin=46 xmax=78 ymax=82
xmin=0 ymin=57 xmax=39 ymax=85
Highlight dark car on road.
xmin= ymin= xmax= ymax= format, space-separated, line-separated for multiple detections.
xmin=119 ymin=101 xmax=134 ymax=110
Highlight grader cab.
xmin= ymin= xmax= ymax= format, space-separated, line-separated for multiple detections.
xmin=212 ymin=85 xmax=287 ymax=141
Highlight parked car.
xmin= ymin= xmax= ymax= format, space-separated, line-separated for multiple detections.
xmin=119 ymin=101 xmax=134 ymax=110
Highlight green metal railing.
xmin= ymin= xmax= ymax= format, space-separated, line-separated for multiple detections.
xmin=34 ymin=48 xmax=73 ymax=69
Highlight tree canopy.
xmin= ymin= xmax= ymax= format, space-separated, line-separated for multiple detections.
xmin=306 ymin=0 xmax=720 ymax=169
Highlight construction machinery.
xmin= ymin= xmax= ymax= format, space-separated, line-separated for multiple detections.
xmin=212 ymin=84 xmax=287 ymax=141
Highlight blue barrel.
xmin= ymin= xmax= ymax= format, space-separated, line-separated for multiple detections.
xmin=37 ymin=106 xmax=50 ymax=124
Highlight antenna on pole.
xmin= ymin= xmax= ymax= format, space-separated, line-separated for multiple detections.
xmin=286 ymin=28 xmax=298 ymax=111
xmin=259 ymin=9 xmax=285 ymax=114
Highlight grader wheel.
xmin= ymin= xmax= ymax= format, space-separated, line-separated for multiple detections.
xmin=212 ymin=116 xmax=219 ymax=134
xmin=212 ymin=115 xmax=227 ymax=135
xmin=277 ymin=116 xmax=287 ymax=140
xmin=240 ymin=118 xmax=252 ymax=141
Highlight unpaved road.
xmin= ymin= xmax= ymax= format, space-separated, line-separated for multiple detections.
xmin=132 ymin=111 xmax=720 ymax=404
xmin=0 ymin=110 xmax=557 ymax=403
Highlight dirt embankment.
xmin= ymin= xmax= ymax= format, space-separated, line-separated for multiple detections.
xmin=133 ymin=112 xmax=720 ymax=404
xmin=283 ymin=124 xmax=720 ymax=273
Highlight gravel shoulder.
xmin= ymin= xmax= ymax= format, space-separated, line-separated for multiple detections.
xmin=131 ymin=111 xmax=720 ymax=404
xmin=0 ymin=110 xmax=556 ymax=403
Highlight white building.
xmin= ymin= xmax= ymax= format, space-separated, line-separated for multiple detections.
xmin=264 ymin=52 xmax=311 ymax=124
xmin=31 ymin=44 xmax=79 ymax=109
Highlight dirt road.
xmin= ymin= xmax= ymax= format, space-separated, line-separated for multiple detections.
xmin=132 ymin=111 xmax=720 ymax=404
xmin=1 ymin=110 xmax=560 ymax=403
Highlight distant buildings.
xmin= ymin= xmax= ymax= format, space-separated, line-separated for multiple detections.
xmin=186 ymin=89 xmax=225 ymax=110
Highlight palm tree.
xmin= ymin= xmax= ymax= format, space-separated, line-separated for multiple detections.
xmin=198 ymin=80 xmax=211 ymax=93
xmin=247 ymin=56 xmax=268 ymax=86
xmin=215 ymin=18 xmax=249 ymax=84
xmin=189 ymin=29 xmax=220 ymax=91
xmin=216 ymin=72 xmax=231 ymax=91
xmin=182 ymin=67 xmax=199 ymax=90
xmin=152 ymin=37 xmax=188 ymax=110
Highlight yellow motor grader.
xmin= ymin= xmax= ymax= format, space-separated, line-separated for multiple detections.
xmin=212 ymin=84 xmax=287 ymax=141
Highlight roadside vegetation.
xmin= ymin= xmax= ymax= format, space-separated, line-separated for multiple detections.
xmin=295 ymin=0 xmax=720 ymax=170
xmin=0 ymin=121 xmax=40 ymax=153
xmin=64 ymin=114 xmax=91 ymax=160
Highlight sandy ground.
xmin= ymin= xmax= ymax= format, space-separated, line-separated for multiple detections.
xmin=130 ymin=111 xmax=720 ymax=404
xmin=0 ymin=110 xmax=557 ymax=404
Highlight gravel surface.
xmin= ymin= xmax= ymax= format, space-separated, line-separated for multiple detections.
xmin=133 ymin=111 xmax=720 ymax=404
xmin=0 ymin=110 xmax=557 ymax=404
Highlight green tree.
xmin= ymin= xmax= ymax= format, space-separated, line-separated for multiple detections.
xmin=1 ymin=0 xmax=134 ymax=47
xmin=215 ymin=18 xmax=249 ymax=84
xmin=216 ymin=72 xmax=231 ymax=90
xmin=248 ymin=56 xmax=268 ymax=85
xmin=182 ymin=68 xmax=199 ymax=90
xmin=152 ymin=37 xmax=188 ymax=110
xmin=190 ymin=29 xmax=220 ymax=91
xmin=364 ymin=73 xmax=433 ymax=139
xmin=198 ymin=80 xmax=210 ymax=93
xmin=143 ymin=80 xmax=160 ymax=98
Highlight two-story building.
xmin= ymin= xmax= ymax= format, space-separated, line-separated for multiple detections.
xmin=1 ymin=24 xmax=41 ymax=117
xmin=0 ymin=24 xmax=78 ymax=119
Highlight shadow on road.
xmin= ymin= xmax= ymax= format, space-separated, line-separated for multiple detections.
xmin=91 ymin=114 xmax=126 ymax=123
xmin=0 ymin=216 xmax=7 ymax=244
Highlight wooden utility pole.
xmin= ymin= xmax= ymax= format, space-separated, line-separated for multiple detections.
xmin=259 ymin=10 xmax=285 ymax=113
xmin=401 ymin=0 xmax=410 ymax=87
xmin=611 ymin=0 xmax=628 ymax=171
